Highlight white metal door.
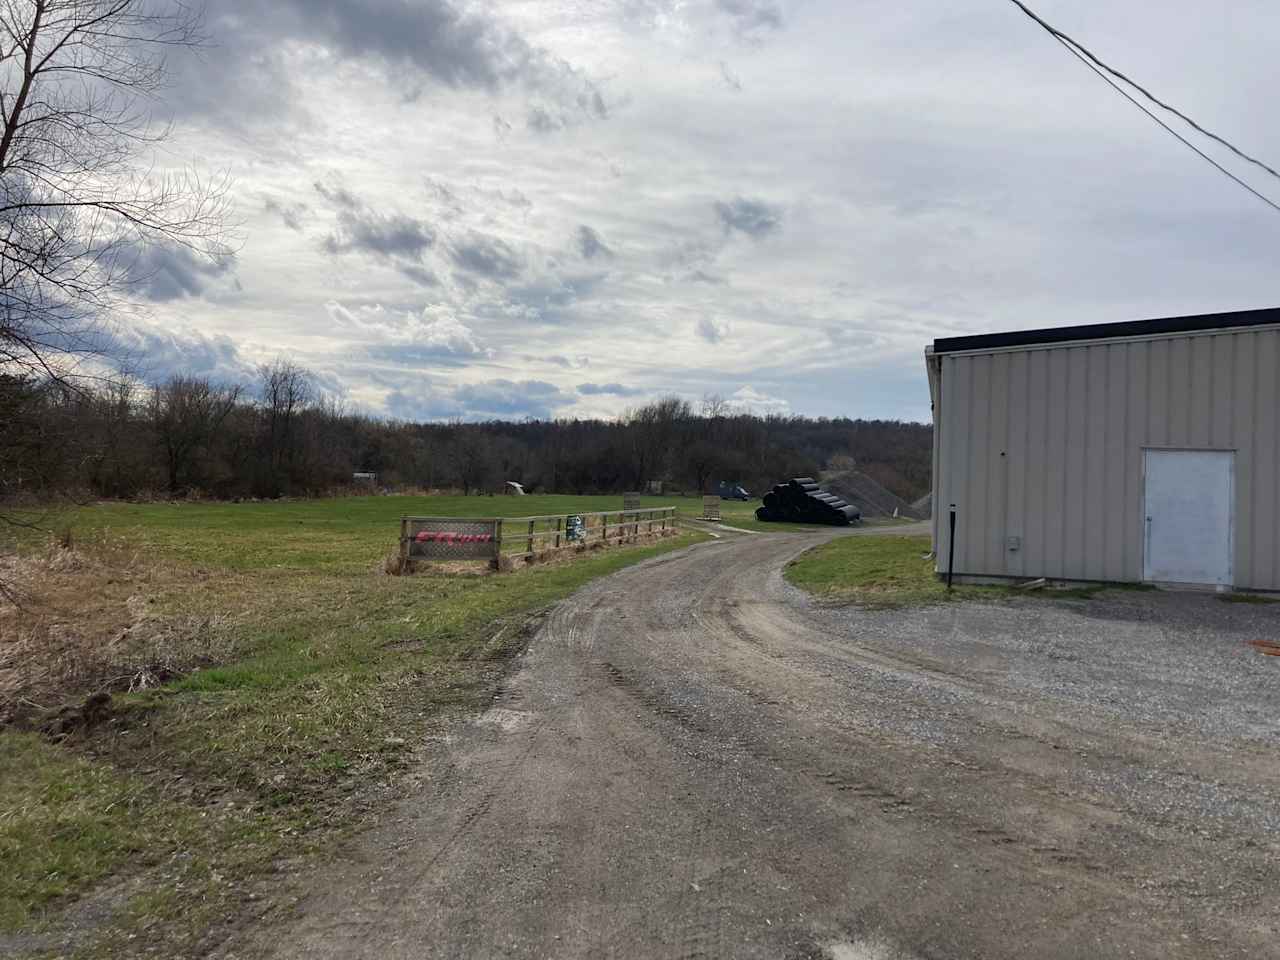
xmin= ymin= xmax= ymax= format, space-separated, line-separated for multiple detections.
xmin=1142 ymin=450 xmax=1234 ymax=586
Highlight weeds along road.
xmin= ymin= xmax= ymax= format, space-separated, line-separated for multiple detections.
xmin=225 ymin=524 xmax=1280 ymax=960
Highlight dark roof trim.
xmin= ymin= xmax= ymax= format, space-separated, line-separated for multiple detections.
xmin=932 ymin=307 xmax=1280 ymax=355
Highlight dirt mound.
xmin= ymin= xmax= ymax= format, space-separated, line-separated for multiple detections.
xmin=822 ymin=470 xmax=922 ymax=519
xmin=8 ymin=691 xmax=115 ymax=739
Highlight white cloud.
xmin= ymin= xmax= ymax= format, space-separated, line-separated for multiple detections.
xmin=131 ymin=0 xmax=1280 ymax=424
xmin=730 ymin=385 xmax=789 ymax=413
xmin=695 ymin=316 xmax=731 ymax=343
xmin=325 ymin=302 xmax=494 ymax=359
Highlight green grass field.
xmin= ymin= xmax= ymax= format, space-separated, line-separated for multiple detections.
xmin=49 ymin=493 xmax=814 ymax=563
xmin=783 ymin=533 xmax=954 ymax=607
xmin=45 ymin=493 xmax=839 ymax=566
xmin=784 ymin=532 xmax=1149 ymax=607
xmin=62 ymin=494 xmax=694 ymax=570
xmin=0 ymin=494 xmax=711 ymax=956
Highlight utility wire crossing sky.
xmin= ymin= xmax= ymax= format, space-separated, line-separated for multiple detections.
xmin=1007 ymin=0 xmax=1280 ymax=212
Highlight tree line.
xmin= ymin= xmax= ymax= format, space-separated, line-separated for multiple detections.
xmin=1 ymin=366 xmax=933 ymax=503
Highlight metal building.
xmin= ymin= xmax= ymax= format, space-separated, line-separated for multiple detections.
xmin=926 ymin=307 xmax=1280 ymax=591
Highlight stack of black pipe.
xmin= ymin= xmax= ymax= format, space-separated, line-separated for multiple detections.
xmin=755 ymin=477 xmax=861 ymax=526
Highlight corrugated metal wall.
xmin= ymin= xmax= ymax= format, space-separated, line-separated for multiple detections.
xmin=932 ymin=326 xmax=1280 ymax=590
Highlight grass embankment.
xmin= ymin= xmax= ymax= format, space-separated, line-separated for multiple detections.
xmin=784 ymin=533 xmax=1143 ymax=608
xmin=0 ymin=495 xmax=701 ymax=957
xmin=784 ymin=533 xmax=956 ymax=607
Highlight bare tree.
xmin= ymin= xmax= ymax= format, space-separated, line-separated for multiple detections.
xmin=700 ymin=392 xmax=729 ymax=419
xmin=684 ymin=439 xmax=724 ymax=495
xmin=0 ymin=0 xmax=231 ymax=579
xmin=0 ymin=0 xmax=231 ymax=391
xmin=626 ymin=396 xmax=692 ymax=488
xmin=149 ymin=374 xmax=241 ymax=494
xmin=0 ymin=369 xmax=54 ymax=497
xmin=84 ymin=375 xmax=146 ymax=495
xmin=257 ymin=359 xmax=312 ymax=494
xmin=450 ymin=428 xmax=493 ymax=496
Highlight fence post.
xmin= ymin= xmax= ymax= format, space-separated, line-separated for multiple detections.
xmin=494 ymin=518 xmax=504 ymax=568
xmin=555 ymin=516 xmax=562 ymax=549
xmin=527 ymin=518 xmax=535 ymax=560
xmin=602 ymin=512 xmax=609 ymax=543
xmin=399 ymin=517 xmax=408 ymax=570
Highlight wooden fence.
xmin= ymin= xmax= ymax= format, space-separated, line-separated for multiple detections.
xmin=400 ymin=507 xmax=678 ymax=569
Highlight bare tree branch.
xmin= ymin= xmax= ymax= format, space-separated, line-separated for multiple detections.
xmin=1 ymin=0 xmax=230 ymax=580
xmin=1 ymin=0 xmax=229 ymax=390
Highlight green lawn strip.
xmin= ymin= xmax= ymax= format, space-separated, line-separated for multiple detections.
xmin=12 ymin=493 xmax=845 ymax=556
xmin=52 ymin=495 xmax=699 ymax=573
xmin=140 ymin=540 xmax=705 ymax=797
xmin=784 ymin=534 xmax=1137 ymax=608
xmin=0 ymin=735 xmax=206 ymax=934
xmin=783 ymin=534 xmax=965 ymax=607
xmin=1219 ymin=591 xmax=1280 ymax=604
xmin=0 ymin=733 xmax=282 ymax=956
xmin=1 ymin=520 xmax=701 ymax=954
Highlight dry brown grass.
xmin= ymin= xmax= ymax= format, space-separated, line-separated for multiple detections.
xmin=0 ymin=539 xmax=234 ymax=724
xmin=381 ymin=528 xmax=680 ymax=579
xmin=380 ymin=549 xmax=410 ymax=576
xmin=379 ymin=550 xmax=498 ymax=577
xmin=0 ymin=521 xmax=682 ymax=720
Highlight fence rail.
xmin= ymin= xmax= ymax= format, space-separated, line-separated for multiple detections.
xmin=399 ymin=507 xmax=678 ymax=568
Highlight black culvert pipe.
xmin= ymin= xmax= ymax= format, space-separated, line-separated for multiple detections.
xmin=947 ymin=505 xmax=957 ymax=592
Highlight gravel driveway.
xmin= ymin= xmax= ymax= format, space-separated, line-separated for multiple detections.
xmin=223 ymin=526 xmax=1280 ymax=959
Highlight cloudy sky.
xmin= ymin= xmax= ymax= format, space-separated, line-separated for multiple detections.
xmin=128 ymin=0 xmax=1280 ymax=423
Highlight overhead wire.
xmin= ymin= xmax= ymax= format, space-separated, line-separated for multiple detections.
xmin=1005 ymin=0 xmax=1280 ymax=213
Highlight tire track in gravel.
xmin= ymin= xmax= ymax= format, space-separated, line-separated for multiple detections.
xmin=222 ymin=526 xmax=1280 ymax=960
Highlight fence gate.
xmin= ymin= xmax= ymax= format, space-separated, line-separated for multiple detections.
xmin=401 ymin=517 xmax=500 ymax=564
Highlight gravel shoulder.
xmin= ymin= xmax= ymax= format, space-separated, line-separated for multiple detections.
xmin=220 ymin=526 xmax=1280 ymax=960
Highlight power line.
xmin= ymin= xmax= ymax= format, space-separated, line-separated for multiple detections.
xmin=1008 ymin=0 xmax=1280 ymax=185
xmin=1006 ymin=0 xmax=1280 ymax=211
xmin=1053 ymin=29 xmax=1280 ymax=215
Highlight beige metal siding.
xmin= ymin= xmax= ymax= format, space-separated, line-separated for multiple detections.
xmin=1258 ymin=334 xmax=1280 ymax=588
xmin=933 ymin=326 xmax=1280 ymax=590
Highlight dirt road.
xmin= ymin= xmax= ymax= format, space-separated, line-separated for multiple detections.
xmin=226 ymin=526 xmax=1280 ymax=959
